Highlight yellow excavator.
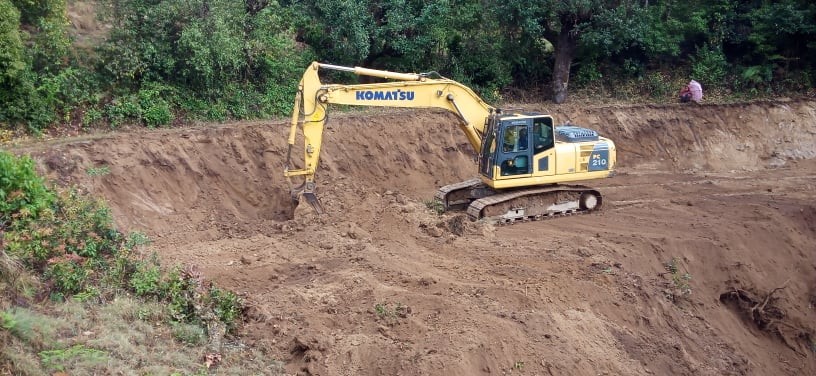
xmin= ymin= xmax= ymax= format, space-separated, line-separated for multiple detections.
xmin=285 ymin=62 xmax=616 ymax=223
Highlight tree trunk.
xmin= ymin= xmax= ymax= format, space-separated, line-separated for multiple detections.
xmin=552 ymin=20 xmax=578 ymax=104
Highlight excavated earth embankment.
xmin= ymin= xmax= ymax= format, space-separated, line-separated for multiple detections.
xmin=23 ymin=99 xmax=816 ymax=375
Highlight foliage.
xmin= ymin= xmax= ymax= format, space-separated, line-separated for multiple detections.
xmin=691 ymin=45 xmax=728 ymax=88
xmin=424 ymin=199 xmax=445 ymax=215
xmin=207 ymin=286 xmax=242 ymax=330
xmin=0 ymin=0 xmax=25 ymax=87
xmin=129 ymin=259 xmax=162 ymax=297
xmin=97 ymin=0 xmax=310 ymax=123
xmin=4 ymin=188 xmax=120 ymax=269
xmin=664 ymin=257 xmax=692 ymax=302
xmin=1 ymin=0 xmax=816 ymax=131
xmin=0 ymin=151 xmax=54 ymax=228
xmin=45 ymin=258 xmax=90 ymax=297
xmin=0 ymin=151 xmax=244 ymax=336
xmin=0 ymin=307 xmax=57 ymax=345
xmin=39 ymin=344 xmax=108 ymax=372
xmin=0 ymin=0 xmax=74 ymax=131
xmin=136 ymin=83 xmax=174 ymax=128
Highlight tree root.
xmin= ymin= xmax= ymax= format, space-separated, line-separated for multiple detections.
xmin=720 ymin=279 xmax=813 ymax=356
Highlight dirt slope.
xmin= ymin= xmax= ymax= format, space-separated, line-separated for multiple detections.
xmin=23 ymin=99 xmax=816 ymax=375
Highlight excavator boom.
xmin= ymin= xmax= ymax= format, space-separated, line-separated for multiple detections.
xmin=285 ymin=62 xmax=495 ymax=212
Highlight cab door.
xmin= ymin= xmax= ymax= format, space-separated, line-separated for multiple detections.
xmin=479 ymin=118 xmax=498 ymax=179
xmin=496 ymin=119 xmax=532 ymax=178
xmin=532 ymin=117 xmax=555 ymax=176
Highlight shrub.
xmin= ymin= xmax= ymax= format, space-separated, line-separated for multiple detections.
xmin=137 ymin=83 xmax=175 ymax=128
xmin=1 ymin=153 xmax=245 ymax=338
xmin=640 ymin=72 xmax=674 ymax=100
xmin=5 ymin=188 xmax=120 ymax=269
xmin=129 ymin=260 xmax=162 ymax=297
xmin=208 ymin=287 xmax=242 ymax=330
xmin=45 ymin=257 xmax=89 ymax=297
xmin=0 ymin=151 xmax=54 ymax=228
xmin=162 ymin=268 xmax=199 ymax=323
xmin=81 ymin=107 xmax=103 ymax=128
xmin=104 ymin=96 xmax=140 ymax=128
xmin=691 ymin=45 xmax=727 ymax=88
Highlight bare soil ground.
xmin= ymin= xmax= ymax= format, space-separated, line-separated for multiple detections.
xmin=20 ymin=99 xmax=816 ymax=375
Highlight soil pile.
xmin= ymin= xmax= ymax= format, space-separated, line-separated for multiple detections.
xmin=24 ymin=99 xmax=816 ymax=375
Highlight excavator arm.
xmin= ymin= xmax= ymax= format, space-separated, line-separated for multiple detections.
xmin=285 ymin=62 xmax=496 ymax=213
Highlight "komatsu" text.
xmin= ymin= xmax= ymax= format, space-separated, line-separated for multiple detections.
xmin=355 ymin=90 xmax=415 ymax=101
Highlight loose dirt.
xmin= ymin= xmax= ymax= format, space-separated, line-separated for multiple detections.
xmin=19 ymin=99 xmax=816 ymax=375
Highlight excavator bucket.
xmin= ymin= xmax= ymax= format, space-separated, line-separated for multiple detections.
xmin=290 ymin=182 xmax=325 ymax=215
xmin=299 ymin=191 xmax=325 ymax=214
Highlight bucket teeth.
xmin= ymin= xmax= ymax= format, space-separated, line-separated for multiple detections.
xmin=301 ymin=191 xmax=325 ymax=214
xmin=290 ymin=182 xmax=325 ymax=215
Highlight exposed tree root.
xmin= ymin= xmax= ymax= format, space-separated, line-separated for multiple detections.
xmin=720 ymin=279 xmax=814 ymax=356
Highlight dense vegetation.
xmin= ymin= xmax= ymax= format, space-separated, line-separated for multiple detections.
xmin=0 ymin=151 xmax=253 ymax=373
xmin=0 ymin=0 xmax=814 ymax=132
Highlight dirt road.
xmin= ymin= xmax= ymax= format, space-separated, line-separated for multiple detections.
xmin=26 ymin=99 xmax=816 ymax=375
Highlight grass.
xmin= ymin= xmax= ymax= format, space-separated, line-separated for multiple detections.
xmin=373 ymin=302 xmax=409 ymax=325
xmin=0 ymin=298 xmax=281 ymax=374
xmin=39 ymin=345 xmax=108 ymax=373
xmin=85 ymin=165 xmax=110 ymax=176
xmin=424 ymin=199 xmax=445 ymax=215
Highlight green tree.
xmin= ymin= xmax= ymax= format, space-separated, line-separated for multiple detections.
xmin=0 ymin=0 xmax=28 ymax=128
xmin=494 ymin=0 xmax=624 ymax=103
xmin=1 ymin=0 xmax=71 ymax=130
xmin=287 ymin=0 xmax=511 ymax=98
xmin=743 ymin=0 xmax=816 ymax=88
xmin=99 ymin=0 xmax=310 ymax=120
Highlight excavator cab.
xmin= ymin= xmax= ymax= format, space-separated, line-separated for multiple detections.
xmin=479 ymin=114 xmax=555 ymax=179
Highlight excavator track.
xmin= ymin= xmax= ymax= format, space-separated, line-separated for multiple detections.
xmin=435 ymin=178 xmax=491 ymax=210
xmin=465 ymin=185 xmax=602 ymax=225
xmin=434 ymin=178 xmax=483 ymax=201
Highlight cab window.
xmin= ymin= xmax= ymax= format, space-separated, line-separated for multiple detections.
xmin=533 ymin=118 xmax=554 ymax=153
xmin=502 ymin=124 xmax=528 ymax=153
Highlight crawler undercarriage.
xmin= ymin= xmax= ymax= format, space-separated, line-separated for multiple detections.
xmin=435 ymin=179 xmax=602 ymax=224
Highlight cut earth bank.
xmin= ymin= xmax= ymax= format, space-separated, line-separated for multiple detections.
xmin=25 ymin=99 xmax=816 ymax=375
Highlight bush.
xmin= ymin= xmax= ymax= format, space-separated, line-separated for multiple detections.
xmin=104 ymin=83 xmax=175 ymax=128
xmin=137 ymin=83 xmax=174 ymax=128
xmin=45 ymin=257 xmax=89 ymax=297
xmin=81 ymin=106 xmax=103 ymax=128
xmin=642 ymin=72 xmax=673 ymax=100
xmin=4 ymin=189 xmax=120 ymax=270
xmin=129 ymin=260 xmax=162 ymax=297
xmin=208 ymin=287 xmax=242 ymax=330
xmin=162 ymin=268 xmax=199 ymax=323
xmin=0 ymin=151 xmax=54 ymax=228
xmin=104 ymin=96 xmax=140 ymax=128
xmin=691 ymin=45 xmax=727 ymax=88
xmin=0 ymin=151 xmax=246 ymax=345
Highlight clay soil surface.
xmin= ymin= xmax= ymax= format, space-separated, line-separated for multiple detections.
xmin=19 ymin=99 xmax=816 ymax=375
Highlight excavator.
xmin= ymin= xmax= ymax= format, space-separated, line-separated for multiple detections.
xmin=284 ymin=62 xmax=616 ymax=223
